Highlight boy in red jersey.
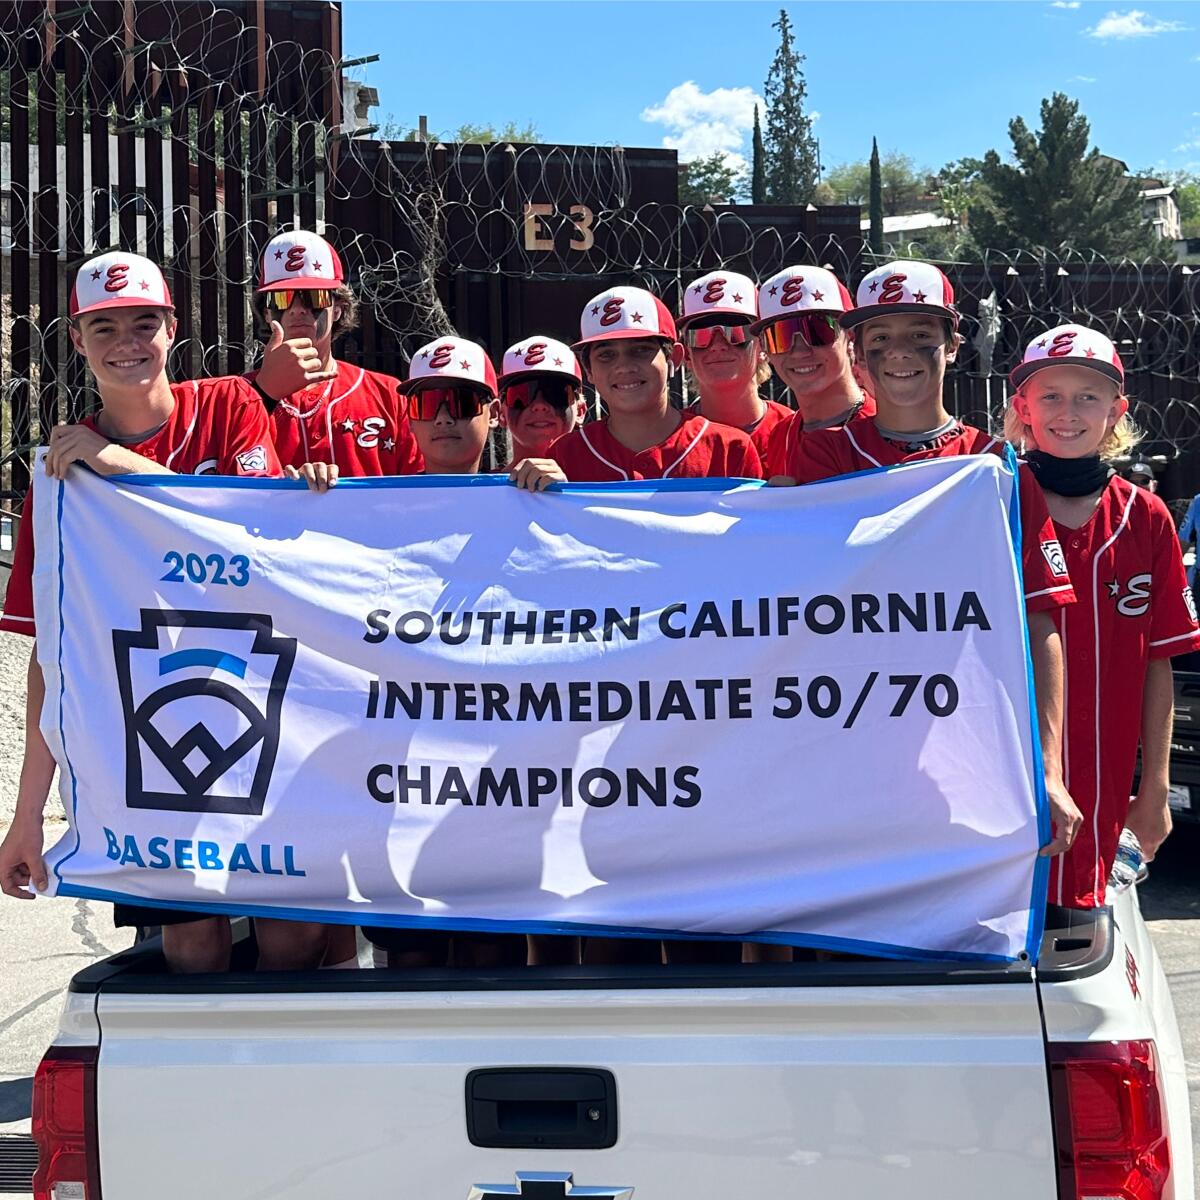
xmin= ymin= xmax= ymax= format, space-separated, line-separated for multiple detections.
xmin=677 ymin=270 xmax=788 ymax=464
xmin=753 ymin=264 xmax=873 ymax=477
xmin=510 ymin=285 xmax=761 ymax=490
xmin=0 ymin=252 xmax=335 ymax=973
xmin=1006 ymin=324 xmax=1200 ymax=906
xmin=247 ymin=230 xmax=422 ymax=491
xmin=497 ymin=337 xmax=586 ymax=470
xmin=782 ymin=259 xmax=1083 ymax=859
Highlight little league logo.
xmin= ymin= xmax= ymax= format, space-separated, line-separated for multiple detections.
xmin=112 ymin=610 xmax=295 ymax=814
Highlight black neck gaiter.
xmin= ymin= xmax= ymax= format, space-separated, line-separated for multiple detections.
xmin=1025 ymin=450 xmax=1112 ymax=497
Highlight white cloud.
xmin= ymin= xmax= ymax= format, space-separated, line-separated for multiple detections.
xmin=1069 ymin=74 xmax=1098 ymax=82
xmin=810 ymin=110 xmax=822 ymax=123
xmin=1051 ymin=1 xmax=1081 ymax=8
xmin=641 ymin=80 xmax=764 ymax=169
xmin=1087 ymin=9 xmax=1187 ymax=37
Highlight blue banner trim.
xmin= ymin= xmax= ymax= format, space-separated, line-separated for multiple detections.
xmin=54 ymin=883 xmax=1017 ymax=964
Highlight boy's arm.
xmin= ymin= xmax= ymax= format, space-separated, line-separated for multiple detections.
xmin=0 ymin=648 xmax=56 ymax=897
xmin=1028 ymin=611 xmax=1082 ymax=857
xmin=1124 ymin=658 xmax=1174 ymax=862
xmin=45 ymin=424 xmax=173 ymax=479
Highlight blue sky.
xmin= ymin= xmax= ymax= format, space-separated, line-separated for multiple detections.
xmin=342 ymin=2 xmax=1200 ymax=177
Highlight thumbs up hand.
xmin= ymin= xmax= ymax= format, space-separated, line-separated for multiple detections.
xmin=256 ymin=319 xmax=339 ymax=401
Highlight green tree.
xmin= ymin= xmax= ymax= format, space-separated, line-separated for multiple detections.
xmin=826 ymin=150 xmax=925 ymax=214
xmin=750 ymin=105 xmax=767 ymax=204
xmin=762 ymin=9 xmax=819 ymax=204
xmin=378 ymin=116 xmax=541 ymax=143
xmin=967 ymin=93 xmax=1155 ymax=255
xmin=679 ymin=153 xmax=745 ymax=206
xmin=868 ymin=138 xmax=884 ymax=254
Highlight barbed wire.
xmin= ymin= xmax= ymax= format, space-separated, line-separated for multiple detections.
xmin=0 ymin=1 xmax=1197 ymax=501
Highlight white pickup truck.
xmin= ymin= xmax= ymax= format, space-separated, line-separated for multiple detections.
xmin=30 ymin=885 xmax=1187 ymax=1200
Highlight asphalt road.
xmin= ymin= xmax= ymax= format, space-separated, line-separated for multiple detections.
xmin=0 ymin=823 xmax=1197 ymax=1197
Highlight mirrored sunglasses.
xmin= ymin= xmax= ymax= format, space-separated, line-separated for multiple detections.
xmin=502 ymin=378 xmax=580 ymax=412
xmin=684 ymin=323 xmax=753 ymax=351
xmin=264 ymin=288 xmax=335 ymax=312
xmin=761 ymin=313 xmax=841 ymax=354
xmin=405 ymin=386 xmax=489 ymax=421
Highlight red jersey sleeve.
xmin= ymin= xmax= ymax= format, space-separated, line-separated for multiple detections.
xmin=0 ymin=498 xmax=36 ymax=636
xmin=1147 ymin=496 xmax=1200 ymax=658
xmin=219 ymin=381 xmax=283 ymax=477
xmin=1016 ymin=467 xmax=1075 ymax=614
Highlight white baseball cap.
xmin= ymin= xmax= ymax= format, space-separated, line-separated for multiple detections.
xmin=678 ymin=271 xmax=758 ymax=329
xmin=257 ymin=230 xmax=344 ymax=292
xmin=574 ymin=286 xmax=678 ymax=350
xmin=404 ymin=336 xmax=498 ymax=397
xmin=752 ymin=265 xmax=853 ymax=332
xmin=841 ymin=260 xmax=958 ymax=330
xmin=498 ymin=336 xmax=582 ymax=388
xmin=69 ymin=251 xmax=173 ymax=318
xmin=1011 ymin=323 xmax=1124 ymax=389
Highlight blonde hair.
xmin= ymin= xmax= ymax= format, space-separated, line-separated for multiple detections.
xmin=1003 ymin=382 xmax=1142 ymax=461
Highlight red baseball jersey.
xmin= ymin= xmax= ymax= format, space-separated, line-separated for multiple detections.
xmin=249 ymin=361 xmax=423 ymax=477
xmin=682 ymin=398 xmax=789 ymax=470
xmin=549 ymin=414 xmax=763 ymax=482
xmin=0 ymin=376 xmax=280 ymax=638
xmin=790 ymin=414 xmax=1075 ymax=615
xmin=764 ymin=393 xmax=878 ymax=478
xmin=1047 ymin=478 xmax=1200 ymax=908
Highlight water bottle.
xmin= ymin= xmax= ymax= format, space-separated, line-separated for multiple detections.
xmin=1107 ymin=828 xmax=1144 ymax=896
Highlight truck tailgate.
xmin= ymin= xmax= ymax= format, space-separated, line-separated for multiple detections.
xmin=92 ymin=977 xmax=1057 ymax=1199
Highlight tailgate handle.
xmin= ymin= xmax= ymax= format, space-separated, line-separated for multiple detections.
xmin=466 ymin=1068 xmax=617 ymax=1149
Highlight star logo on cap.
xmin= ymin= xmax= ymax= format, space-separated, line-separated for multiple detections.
xmin=420 ymin=348 xmax=431 ymax=358
xmin=768 ymin=285 xmax=778 ymax=296
xmin=274 ymin=249 xmax=284 ymax=260
xmin=591 ymin=305 xmax=600 ymax=316
xmin=1037 ymin=339 xmax=1047 ymax=348
xmin=383 ymin=437 xmax=395 ymax=451
xmin=868 ymin=279 xmax=880 ymax=293
xmin=631 ymin=312 xmax=643 ymax=323
xmin=311 ymin=260 xmax=322 ymax=272
xmin=341 ymin=418 xmax=356 ymax=432
xmin=553 ymin=357 xmax=563 ymax=366
xmin=811 ymin=290 xmax=824 ymax=301
xmin=460 ymin=359 xmax=471 ymax=369
xmin=1085 ymin=347 xmax=1096 ymax=357
xmin=91 ymin=268 xmax=102 ymax=280
xmin=912 ymin=290 xmax=927 ymax=303
xmin=512 ymin=346 xmax=522 ymax=357
xmin=692 ymin=284 xmax=703 ymax=295
xmin=139 ymin=279 xmax=150 ymax=290
xmin=1106 ymin=580 xmax=1120 ymax=597
xmin=732 ymin=292 xmax=744 ymax=303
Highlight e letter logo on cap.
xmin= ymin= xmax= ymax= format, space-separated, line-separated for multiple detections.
xmin=599 ymin=297 xmax=625 ymax=327
xmin=702 ymin=277 xmax=727 ymax=305
xmin=879 ymin=274 xmax=907 ymax=304
xmin=1046 ymin=330 xmax=1078 ymax=358
xmin=523 ymin=342 xmax=547 ymax=367
xmin=428 ymin=344 xmax=454 ymax=369
xmin=780 ymin=277 xmax=806 ymax=306
xmin=104 ymin=263 xmax=130 ymax=293
xmin=284 ymin=246 xmax=306 ymax=273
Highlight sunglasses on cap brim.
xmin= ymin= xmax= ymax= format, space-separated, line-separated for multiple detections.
xmin=405 ymin=386 xmax=491 ymax=421
xmin=501 ymin=378 xmax=580 ymax=412
xmin=684 ymin=323 xmax=753 ymax=351
xmin=264 ymin=288 xmax=335 ymax=312
xmin=761 ymin=313 xmax=841 ymax=354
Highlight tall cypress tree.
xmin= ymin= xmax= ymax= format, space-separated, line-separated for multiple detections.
xmin=762 ymin=9 xmax=820 ymax=205
xmin=751 ymin=105 xmax=767 ymax=204
xmin=869 ymin=137 xmax=884 ymax=254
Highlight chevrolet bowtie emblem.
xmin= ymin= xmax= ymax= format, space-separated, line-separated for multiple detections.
xmin=468 ymin=1172 xmax=633 ymax=1200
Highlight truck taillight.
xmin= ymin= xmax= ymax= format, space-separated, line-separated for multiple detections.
xmin=31 ymin=1045 xmax=102 ymax=1200
xmin=1048 ymin=1040 xmax=1172 ymax=1200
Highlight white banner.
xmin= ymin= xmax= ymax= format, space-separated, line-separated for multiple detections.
xmin=35 ymin=454 xmax=1049 ymax=962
